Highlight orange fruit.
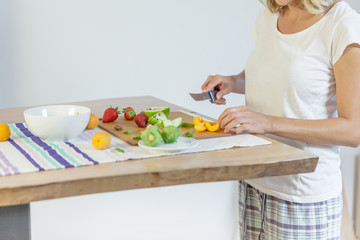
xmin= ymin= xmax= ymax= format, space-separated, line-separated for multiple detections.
xmin=0 ymin=123 xmax=10 ymax=142
xmin=86 ymin=113 xmax=99 ymax=130
xmin=92 ymin=131 xmax=111 ymax=150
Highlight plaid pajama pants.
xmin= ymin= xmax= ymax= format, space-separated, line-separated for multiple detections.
xmin=239 ymin=181 xmax=343 ymax=240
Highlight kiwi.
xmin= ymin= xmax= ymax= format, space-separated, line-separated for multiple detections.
xmin=161 ymin=126 xmax=180 ymax=143
xmin=141 ymin=126 xmax=162 ymax=147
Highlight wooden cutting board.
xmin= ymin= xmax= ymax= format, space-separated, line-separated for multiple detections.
xmin=98 ymin=111 xmax=234 ymax=146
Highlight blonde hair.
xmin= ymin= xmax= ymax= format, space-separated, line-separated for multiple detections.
xmin=260 ymin=0 xmax=335 ymax=15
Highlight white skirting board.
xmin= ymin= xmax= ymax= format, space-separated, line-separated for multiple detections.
xmin=355 ymin=155 xmax=360 ymax=238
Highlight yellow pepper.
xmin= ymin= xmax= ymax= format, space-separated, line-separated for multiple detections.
xmin=194 ymin=122 xmax=206 ymax=132
xmin=193 ymin=116 xmax=204 ymax=126
xmin=205 ymin=122 xmax=220 ymax=132
xmin=193 ymin=116 xmax=220 ymax=132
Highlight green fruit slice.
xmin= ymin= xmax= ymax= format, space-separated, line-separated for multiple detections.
xmin=160 ymin=119 xmax=173 ymax=128
xmin=141 ymin=126 xmax=162 ymax=147
xmin=148 ymin=116 xmax=158 ymax=125
xmin=161 ymin=126 xmax=180 ymax=143
xmin=171 ymin=117 xmax=182 ymax=127
xmin=157 ymin=117 xmax=182 ymax=128
xmin=148 ymin=111 xmax=168 ymax=125
xmin=180 ymin=122 xmax=195 ymax=127
xmin=143 ymin=107 xmax=170 ymax=118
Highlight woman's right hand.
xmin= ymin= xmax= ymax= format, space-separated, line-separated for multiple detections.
xmin=201 ymin=74 xmax=237 ymax=105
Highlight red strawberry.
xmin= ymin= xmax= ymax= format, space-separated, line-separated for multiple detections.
xmin=134 ymin=112 xmax=148 ymax=127
xmin=123 ymin=107 xmax=136 ymax=120
xmin=102 ymin=106 xmax=121 ymax=123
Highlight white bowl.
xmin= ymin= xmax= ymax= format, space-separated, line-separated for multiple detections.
xmin=24 ymin=105 xmax=91 ymax=141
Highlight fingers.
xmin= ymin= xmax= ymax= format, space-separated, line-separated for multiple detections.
xmin=218 ymin=106 xmax=249 ymax=133
xmin=234 ymin=124 xmax=247 ymax=134
xmin=218 ymin=106 xmax=245 ymax=125
xmin=215 ymin=84 xmax=225 ymax=100
xmin=215 ymin=97 xmax=226 ymax=105
xmin=202 ymin=75 xmax=222 ymax=93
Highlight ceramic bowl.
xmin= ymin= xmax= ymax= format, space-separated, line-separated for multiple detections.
xmin=24 ymin=105 xmax=91 ymax=141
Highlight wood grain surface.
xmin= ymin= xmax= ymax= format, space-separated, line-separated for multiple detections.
xmin=0 ymin=96 xmax=319 ymax=207
xmin=98 ymin=111 xmax=233 ymax=145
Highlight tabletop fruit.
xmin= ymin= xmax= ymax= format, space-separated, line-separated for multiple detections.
xmin=143 ymin=107 xmax=170 ymax=118
xmin=123 ymin=107 xmax=136 ymax=120
xmin=193 ymin=116 xmax=219 ymax=132
xmin=86 ymin=113 xmax=99 ymax=130
xmin=92 ymin=131 xmax=111 ymax=150
xmin=160 ymin=117 xmax=182 ymax=128
xmin=141 ymin=126 xmax=162 ymax=147
xmin=205 ymin=122 xmax=220 ymax=132
xmin=102 ymin=106 xmax=121 ymax=123
xmin=194 ymin=122 xmax=206 ymax=132
xmin=148 ymin=115 xmax=158 ymax=125
xmin=0 ymin=123 xmax=10 ymax=142
xmin=193 ymin=116 xmax=204 ymax=126
xmin=148 ymin=111 xmax=167 ymax=125
xmin=161 ymin=125 xmax=180 ymax=143
xmin=134 ymin=112 xmax=148 ymax=128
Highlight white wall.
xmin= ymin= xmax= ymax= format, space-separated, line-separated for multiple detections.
xmin=0 ymin=0 xmax=258 ymax=239
xmin=1 ymin=0 xmax=360 ymax=239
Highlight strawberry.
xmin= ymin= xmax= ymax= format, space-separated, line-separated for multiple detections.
xmin=134 ymin=112 xmax=148 ymax=127
xmin=123 ymin=107 xmax=136 ymax=120
xmin=102 ymin=106 xmax=121 ymax=123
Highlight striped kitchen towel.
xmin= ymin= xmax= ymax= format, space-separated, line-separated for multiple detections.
xmin=0 ymin=123 xmax=271 ymax=176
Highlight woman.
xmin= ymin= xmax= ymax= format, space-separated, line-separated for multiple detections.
xmin=202 ymin=0 xmax=360 ymax=239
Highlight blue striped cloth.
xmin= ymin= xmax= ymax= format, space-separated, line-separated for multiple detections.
xmin=0 ymin=123 xmax=102 ymax=175
xmin=0 ymin=123 xmax=271 ymax=176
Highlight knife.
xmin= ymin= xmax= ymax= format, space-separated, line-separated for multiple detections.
xmin=189 ymin=86 xmax=220 ymax=103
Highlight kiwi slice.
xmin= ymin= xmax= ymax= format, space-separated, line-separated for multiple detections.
xmin=141 ymin=126 xmax=162 ymax=147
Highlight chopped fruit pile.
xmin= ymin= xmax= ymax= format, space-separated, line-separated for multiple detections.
xmin=93 ymin=105 xmax=219 ymax=149
xmin=141 ymin=125 xmax=180 ymax=147
xmin=193 ymin=116 xmax=220 ymax=132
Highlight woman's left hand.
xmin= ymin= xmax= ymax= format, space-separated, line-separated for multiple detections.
xmin=218 ymin=106 xmax=273 ymax=134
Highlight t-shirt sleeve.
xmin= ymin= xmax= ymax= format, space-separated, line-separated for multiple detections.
xmin=252 ymin=7 xmax=267 ymax=43
xmin=332 ymin=12 xmax=360 ymax=65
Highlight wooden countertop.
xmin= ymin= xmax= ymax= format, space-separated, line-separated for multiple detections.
xmin=0 ymin=96 xmax=318 ymax=207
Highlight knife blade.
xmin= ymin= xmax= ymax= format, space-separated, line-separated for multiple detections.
xmin=189 ymin=91 xmax=217 ymax=103
xmin=189 ymin=86 xmax=220 ymax=103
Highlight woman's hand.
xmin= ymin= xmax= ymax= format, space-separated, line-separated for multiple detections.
xmin=218 ymin=106 xmax=274 ymax=134
xmin=201 ymin=74 xmax=237 ymax=105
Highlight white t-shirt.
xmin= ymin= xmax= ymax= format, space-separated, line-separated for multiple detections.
xmin=245 ymin=1 xmax=360 ymax=203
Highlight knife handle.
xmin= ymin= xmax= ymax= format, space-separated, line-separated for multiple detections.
xmin=208 ymin=90 xmax=219 ymax=103
xmin=208 ymin=85 xmax=220 ymax=103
